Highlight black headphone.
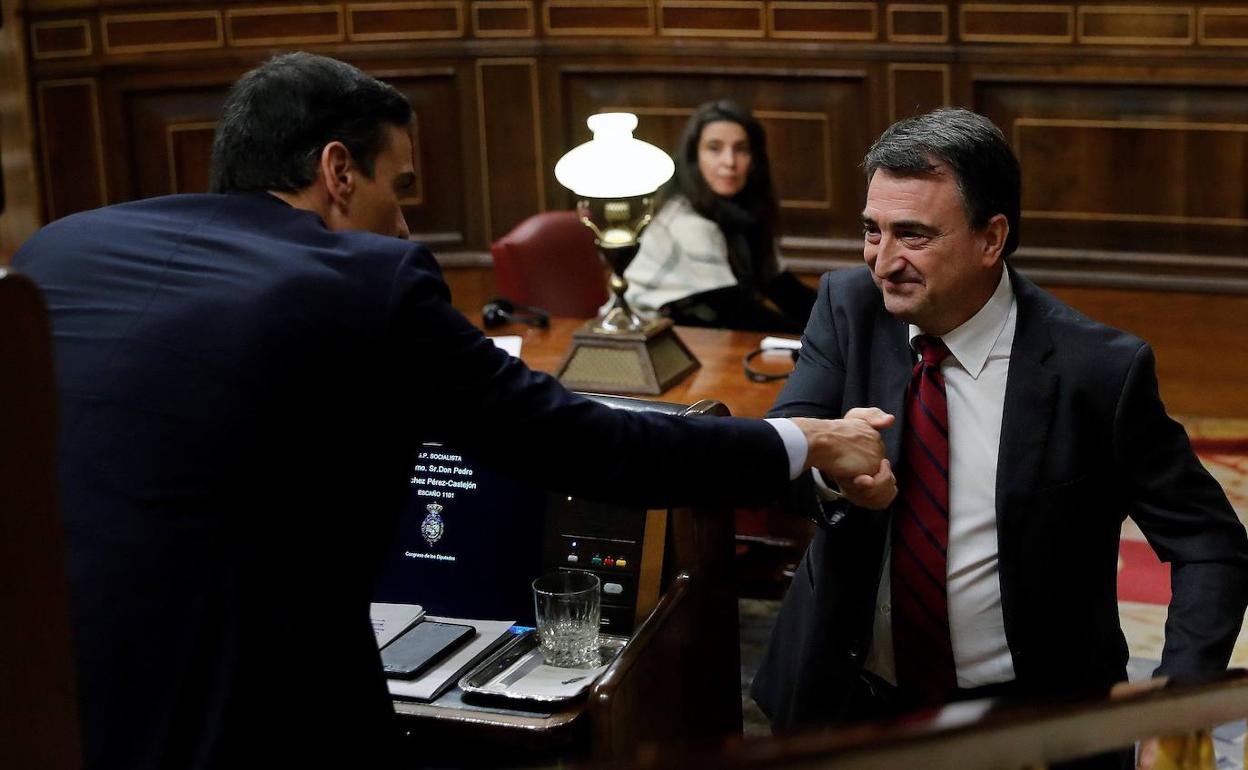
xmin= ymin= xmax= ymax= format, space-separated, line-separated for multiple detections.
xmin=743 ymin=346 xmax=799 ymax=382
xmin=482 ymin=297 xmax=550 ymax=329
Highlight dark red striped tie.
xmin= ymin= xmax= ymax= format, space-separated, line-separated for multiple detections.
xmin=892 ymin=334 xmax=956 ymax=708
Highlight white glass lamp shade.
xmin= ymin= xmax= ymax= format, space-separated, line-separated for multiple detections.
xmin=554 ymin=113 xmax=675 ymax=199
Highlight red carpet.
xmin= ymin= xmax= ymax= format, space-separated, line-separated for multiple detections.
xmin=1118 ymin=425 xmax=1248 ymax=626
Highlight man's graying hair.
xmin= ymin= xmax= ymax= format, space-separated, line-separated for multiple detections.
xmin=864 ymin=109 xmax=1021 ymax=258
xmin=210 ymin=52 xmax=412 ymax=194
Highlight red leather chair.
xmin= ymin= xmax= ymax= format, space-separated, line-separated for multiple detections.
xmin=490 ymin=211 xmax=608 ymax=318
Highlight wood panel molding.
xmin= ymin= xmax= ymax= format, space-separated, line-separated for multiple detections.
xmin=30 ymin=19 xmax=92 ymax=60
xmin=102 ymin=11 xmax=224 ymax=55
xmin=347 ymin=1 xmax=464 ymax=41
xmin=960 ymin=3 xmax=1075 ymax=44
xmin=403 ymin=113 xmax=426 ymax=206
xmin=889 ymin=62 xmax=950 ymax=123
xmin=769 ymin=1 xmax=877 ymax=41
xmin=886 ymin=3 xmax=948 ymax=44
xmin=1014 ymin=117 xmax=1248 ymax=228
xmin=760 ymin=109 xmax=833 ymax=210
xmin=1199 ymin=7 xmax=1248 ymax=47
xmin=35 ymin=78 xmax=107 ymax=221
xmin=20 ymin=0 xmax=1248 ymax=293
xmin=471 ymin=1 xmax=535 ymax=37
xmin=1076 ymin=5 xmax=1195 ymax=47
xmin=543 ymin=0 xmax=655 ymax=36
xmin=475 ymin=58 xmax=543 ymax=243
xmin=658 ymin=1 xmax=765 ymax=38
xmin=165 ymin=122 xmax=217 ymax=195
xmin=225 ymin=5 xmax=346 ymax=47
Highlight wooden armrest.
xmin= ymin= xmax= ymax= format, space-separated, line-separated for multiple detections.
xmin=592 ymin=573 xmax=692 ymax=698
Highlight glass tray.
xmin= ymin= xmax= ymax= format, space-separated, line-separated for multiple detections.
xmin=457 ymin=629 xmax=627 ymax=704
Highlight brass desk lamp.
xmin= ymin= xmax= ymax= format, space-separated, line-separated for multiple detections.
xmin=552 ymin=113 xmax=699 ymax=395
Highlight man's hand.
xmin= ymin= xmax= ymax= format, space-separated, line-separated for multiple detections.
xmin=834 ymin=459 xmax=897 ymax=511
xmin=790 ymin=408 xmax=894 ymax=480
xmin=829 ymin=409 xmax=897 ymax=510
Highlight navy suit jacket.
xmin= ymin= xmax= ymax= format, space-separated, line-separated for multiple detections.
xmin=13 ymin=192 xmax=790 ymax=769
xmin=751 ymin=265 xmax=1248 ymax=730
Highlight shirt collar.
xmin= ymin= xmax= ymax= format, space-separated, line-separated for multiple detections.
xmin=909 ymin=268 xmax=1014 ymax=379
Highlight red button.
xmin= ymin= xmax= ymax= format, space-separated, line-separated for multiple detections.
xmin=604 ymin=558 xmax=615 ymax=567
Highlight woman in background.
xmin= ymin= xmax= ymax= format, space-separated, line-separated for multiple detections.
xmin=623 ymin=100 xmax=816 ymax=333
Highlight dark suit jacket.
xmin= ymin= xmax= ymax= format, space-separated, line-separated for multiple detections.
xmin=13 ymin=192 xmax=790 ymax=770
xmin=751 ymin=265 xmax=1248 ymax=730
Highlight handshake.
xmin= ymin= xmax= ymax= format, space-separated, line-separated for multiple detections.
xmin=791 ymin=408 xmax=897 ymax=511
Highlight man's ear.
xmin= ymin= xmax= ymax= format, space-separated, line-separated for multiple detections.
xmin=979 ymin=213 xmax=1009 ymax=267
xmin=320 ymin=141 xmax=355 ymax=209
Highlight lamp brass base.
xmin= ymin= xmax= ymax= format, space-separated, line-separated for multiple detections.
xmin=555 ymin=317 xmax=700 ymax=395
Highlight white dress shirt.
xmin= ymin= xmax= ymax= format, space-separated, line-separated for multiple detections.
xmin=864 ymin=268 xmax=1018 ymax=687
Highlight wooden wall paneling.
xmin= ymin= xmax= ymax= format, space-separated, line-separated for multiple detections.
xmin=959 ymin=3 xmax=1074 ymax=45
xmin=886 ymin=3 xmax=948 ymax=44
xmin=1048 ymin=286 xmax=1248 ymax=419
xmin=29 ymin=18 xmax=93 ymax=60
xmin=384 ymin=68 xmax=472 ymax=248
xmin=974 ymin=74 xmax=1248 ymax=291
xmin=123 ymin=87 xmax=228 ymax=199
xmin=35 ymin=78 xmax=107 ymax=221
xmin=543 ymin=0 xmax=655 ymax=36
xmin=225 ymin=4 xmax=345 ymax=47
xmin=559 ymin=66 xmax=873 ymax=258
xmin=769 ymin=1 xmax=878 ymax=41
xmin=1077 ymin=5 xmax=1195 ymax=47
xmin=1 ymin=2 xmax=41 ymax=259
xmin=657 ymin=1 xmax=765 ymax=39
xmin=1016 ymin=117 xmax=1248 ymax=227
xmin=475 ymin=58 xmax=543 ymax=244
xmin=1200 ymin=7 xmax=1248 ymax=47
xmin=471 ymin=0 xmax=535 ymax=38
xmin=539 ymin=55 xmax=572 ymax=214
xmin=452 ymin=63 xmax=488 ymax=251
xmin=888 ymin=62 xmax=950 ymax=123
xmin=347 ymin=2 xmax=465 ymax=42
xmin=101 ymin=11 xmax=224 ymax=55
xmin=167 ymin=122 xmax=218 ymax=194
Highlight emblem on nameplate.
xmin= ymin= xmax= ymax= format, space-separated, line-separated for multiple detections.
xmin=421 ymin=503 xmax=445 ymax=547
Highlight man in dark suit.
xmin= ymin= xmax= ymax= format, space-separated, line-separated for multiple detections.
xmin=750 ymin=109 xmax=1248 ymax=767
xmin=12 ymin=53 xmax=892 ymax=770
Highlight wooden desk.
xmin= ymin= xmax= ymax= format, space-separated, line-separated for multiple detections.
xmin=497 ymin=318 xmax=788 ymax=419
xmin=392 ymin=324 xmax=791 ymax=765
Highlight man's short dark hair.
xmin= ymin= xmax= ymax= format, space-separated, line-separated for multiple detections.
xmin=864 ymin=108 xmax=1021 ymax=258
xmin=210 ymin=52 xmax=412 ymax=194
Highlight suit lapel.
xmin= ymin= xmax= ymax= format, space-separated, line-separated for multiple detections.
xmin=870 ymin=305 xmax=912 ymax=465
xmin=995 ymin=269 xmax=1059 ymax=646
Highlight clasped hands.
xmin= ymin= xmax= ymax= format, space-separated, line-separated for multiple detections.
xmin=791 ymin=407 xmax=898 ymax=510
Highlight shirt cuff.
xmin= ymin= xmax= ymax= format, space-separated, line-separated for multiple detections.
xmin=810 ymin=468 xmax=847 ymax=501
xmin=765 ymin=417 xmax=807 ymax=481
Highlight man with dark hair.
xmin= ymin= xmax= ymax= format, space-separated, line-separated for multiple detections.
xmin=12 ymin=53 xmax=893 ymax=769
xmin=751 ymin=109 xmax=1248 ymax=768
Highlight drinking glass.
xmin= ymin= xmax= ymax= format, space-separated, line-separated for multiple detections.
xmin=532 ymin=571 xmax=601 ymax=667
